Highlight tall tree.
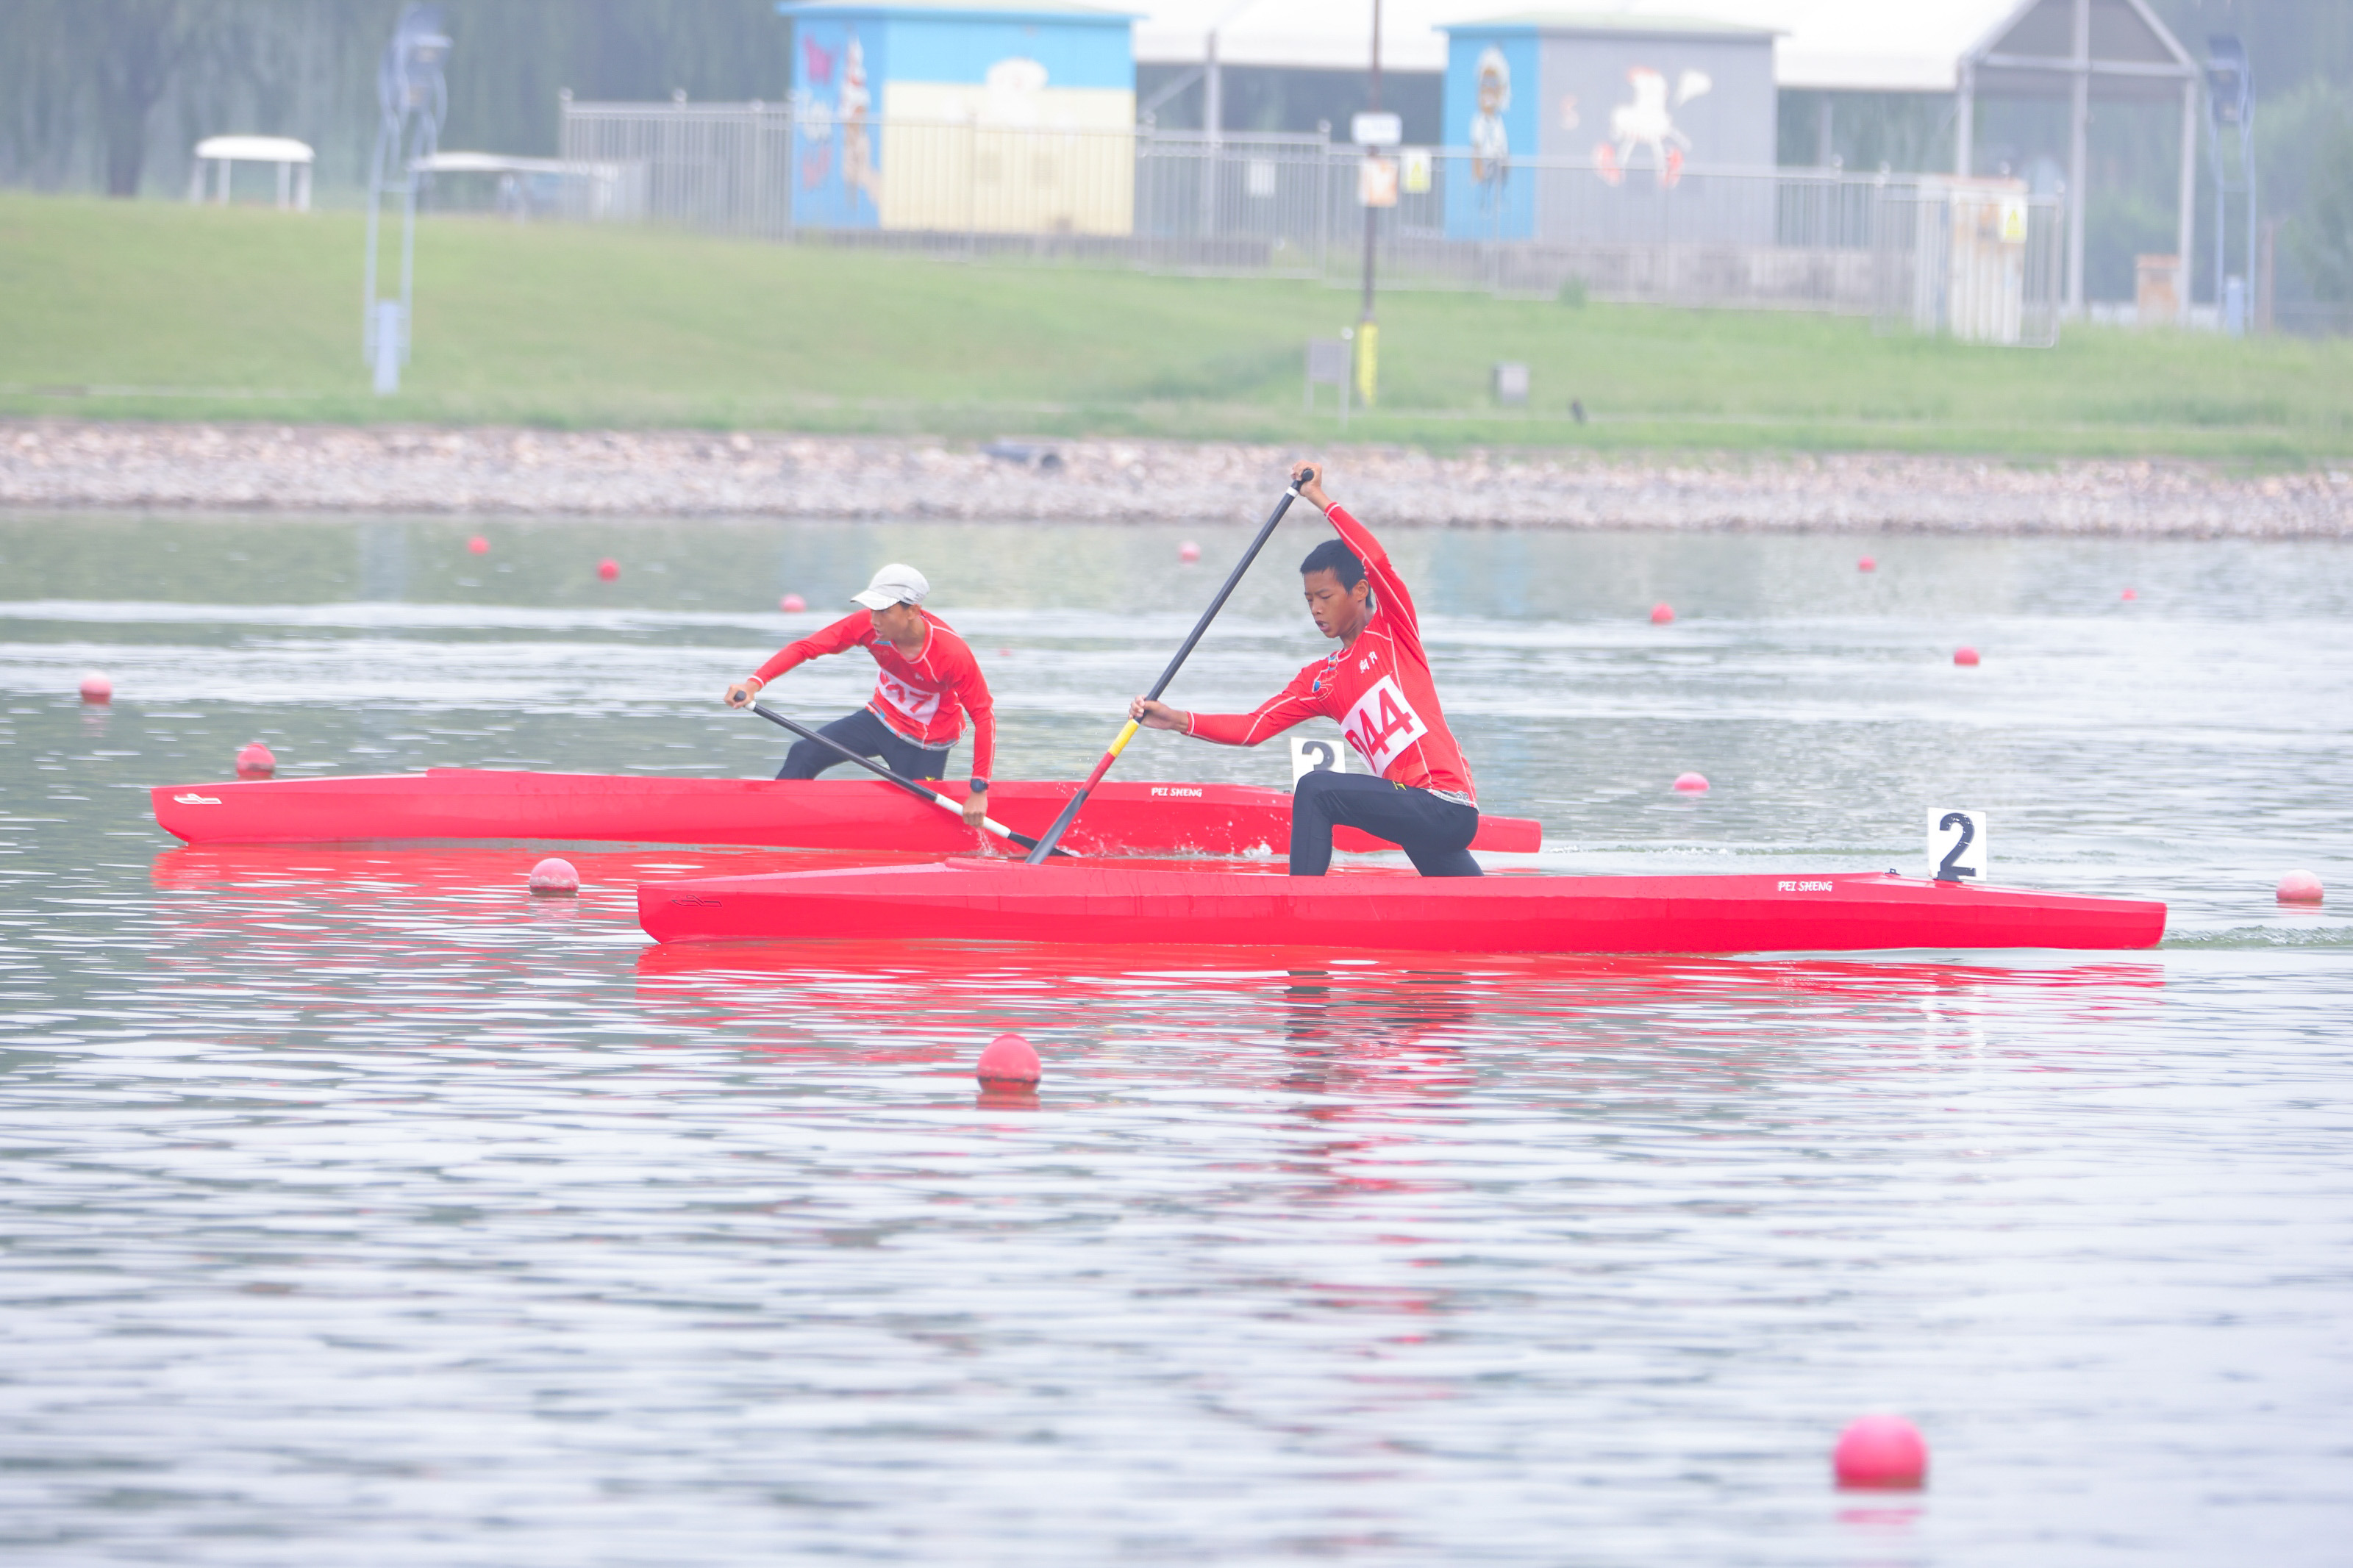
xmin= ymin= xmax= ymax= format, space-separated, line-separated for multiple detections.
xmin=2290 ymin=121 xmax=2353 ymax=301
xmin=80 ymin=0 xmax=207 ymax=195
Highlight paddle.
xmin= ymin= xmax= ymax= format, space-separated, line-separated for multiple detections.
xmin=1021 ymin=467 xmax=1314 ymax=865
xmin=748 ymin=701 xmax=1074 ymax=858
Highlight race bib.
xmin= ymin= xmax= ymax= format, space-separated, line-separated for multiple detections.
xmin=874 ymin=674 xmax=943 ymax=726
xmin=1340 ymin=675 xmax=1427 ymax=775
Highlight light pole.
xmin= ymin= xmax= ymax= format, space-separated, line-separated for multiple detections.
xmin=2204 ymin=35 xmax=2255 ymax=335
xmin=364 ymin=4 xmax=451 ymax=394
xmin=1354 ymin=0 xmax=1392 ymax=408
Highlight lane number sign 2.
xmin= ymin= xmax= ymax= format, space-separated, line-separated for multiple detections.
xmin=1927 ymin=808 xmax=1990 ymax=883
xmin=1291 ymin=735 xmax=1347 ymax=784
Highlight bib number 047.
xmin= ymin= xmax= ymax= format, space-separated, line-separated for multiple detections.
xmin=1927 ymin=808 xmax=1989 ymax=883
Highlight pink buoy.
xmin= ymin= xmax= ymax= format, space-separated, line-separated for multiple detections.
xmin=779 ymin=593 xmax=806 ymax=612
xmin=2277 ymin=870 xmax=2324 ymax=905
xmin=1650 ymin=602 xmax=1675 ymax=625
xmin=77 ymin=670 xmax=113 ymax=705
xmin=976 ymin=1032 xmax=1041 ymax=1086
xmin=1833 ymin=1414 xmax=1929 ymax=1490
xmin=1672 ymin=771 xmax=1710 ymax=793
xmin=1179 ymin=540 xmax=1202 ymax=562
xmin=596 ymin=558 xmax=620 ymax=582
xmin=528 ymin=856 xmax=580 ymax=896
xmin=2121 ymin=587 xmax=2138 ymax=601
xmin=1857 ymin=555 xmax=1877 ymax=572
xmin=467 ymin=534 xmax=490 ymax=555
xmin=235 ymin=742 xmax=276 ymax=779
xmin=1953 ymin=646 xmax=1980 ymax=666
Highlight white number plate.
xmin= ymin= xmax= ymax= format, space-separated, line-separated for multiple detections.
xmin=1290 ymin=734 xmax=1346 ymax=784
xmin=1927 ymin=808 xmax=1990 ymax=883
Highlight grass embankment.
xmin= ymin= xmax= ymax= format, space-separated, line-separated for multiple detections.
xmin=1 ymin=190 xmax=2347 ymax=461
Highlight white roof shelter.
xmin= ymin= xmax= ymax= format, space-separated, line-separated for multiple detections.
xmin=187 ymin=135 xmax=315 ymax=210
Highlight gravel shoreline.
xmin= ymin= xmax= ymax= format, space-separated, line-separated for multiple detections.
xmin=5 ymin=421 xmax=2349 ymax=537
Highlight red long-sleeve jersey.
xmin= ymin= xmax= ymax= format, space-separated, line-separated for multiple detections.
xmin=754 ymin=609 xmax=996 ymax=778
xmin=1183 ymin=502 xmax=1475 ymax=804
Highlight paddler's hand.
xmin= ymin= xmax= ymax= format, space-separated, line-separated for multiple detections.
xmin=1129 ymin=698 xmax=1188 ymax=731
xmin=724 ymin=676 xmax=763 ymax=709
xmin=962 ymin=787 xmax=989 ymax=830
xmin=1290 ymin=460 xmax=1331 ymax=512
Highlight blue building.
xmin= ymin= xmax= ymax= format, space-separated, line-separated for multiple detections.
xmin=780 ymin=0 xmax=1138 ymax=233
xmin=1440 ymin=13 xmax=1777 ymax=243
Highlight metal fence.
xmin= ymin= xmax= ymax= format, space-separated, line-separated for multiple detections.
xmin=560 ymin=98 xmax=2065 ymax=334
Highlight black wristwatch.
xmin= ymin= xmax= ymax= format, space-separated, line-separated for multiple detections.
xmin=969 ymin=777 xmax=988 ymax=794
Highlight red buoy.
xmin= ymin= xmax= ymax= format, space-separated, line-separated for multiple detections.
xmin=528 ymin=856 xmax=580 ymax=896
xmin=235 ymin=742 xmax=275 ymax=778
xmin=77 ymin=670 xmax=113 ymax=705
xmin=779 ymin=593 xmax=806 ymax=612
xmin=467 ymin=535 xmax=490 ymax=555
xmin=976 ymin=1033 xmax=1041 ymax=1086
xmin=2277 ymin=870 xmax=2325 ymax=905
xmin=1673 ymin=771 xmax=1710 ymax=792
xmin=1857 ymin=555 xmax=1877 ymax=572
xmin=596 ymin=558 xmax=620 ymax=582
xmin=1179 ymin=540 xmax=1202 ymax=562
xmin=1650 ymin=602 xmax=1675 ymax=625
xmin=2121 ymin=587 xmax=2138 ymax=601
xmin=1953 ymin=646 xmax=1980 ymax=666
xmin=1833 ymin=1415 xmax=1928 ymax=1489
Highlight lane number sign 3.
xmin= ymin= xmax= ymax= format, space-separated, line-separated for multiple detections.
xmin=1928 ymin=808 xmax=1990 ymax=883
xmin=1291 ymin=734 xmax=1347 ymax=784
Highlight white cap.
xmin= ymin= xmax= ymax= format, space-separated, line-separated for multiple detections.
xmin=850 ymin=562 xmax=929 ymax=612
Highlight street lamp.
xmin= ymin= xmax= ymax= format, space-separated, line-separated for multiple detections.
xmin=365 ymin=4 xmax=451 ymax=393
xmin=2204 ymin=35 xmax=2254 ymax=334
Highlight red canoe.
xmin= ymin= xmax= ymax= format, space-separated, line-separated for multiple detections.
xmin=149 ymin=770 xmax=1543 ymax=857
xmin=636 ymin=859 xmax=2168 ymax=954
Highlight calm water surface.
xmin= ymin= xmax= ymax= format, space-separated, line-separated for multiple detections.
xmin=1 ymin=512 xmax=2349 ymax=1564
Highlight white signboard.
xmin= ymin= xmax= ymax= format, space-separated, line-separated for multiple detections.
xmin=1351 ymin=111 xmax=1402 ymax=148
xmin=1290 ymin=734 xmax=1347 ymax=784
xmin=1927 ymin=808 xmax=1990 ymax=883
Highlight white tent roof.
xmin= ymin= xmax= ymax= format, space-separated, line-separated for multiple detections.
xmin=1130 ymin=1 xmax=2035 ymax=93
xmin=192 ymin=135 xmax=314 ymax=163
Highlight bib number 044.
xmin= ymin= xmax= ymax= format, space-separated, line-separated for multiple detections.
xmin=1927 ymin=808 xmax=1990 ymax=883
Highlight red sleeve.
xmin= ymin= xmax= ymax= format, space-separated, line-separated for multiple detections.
xmin=754 ymin=609 xmax=872 ymax=684
xmin=946 ymin=636 xmax=996 ymax=781
xmin=1185 ymin=662 xmax=1327 ymax=747
xmin=1325 ymin=502 xmax=1424 ymax=665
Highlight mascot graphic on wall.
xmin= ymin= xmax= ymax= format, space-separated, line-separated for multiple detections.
xmin=1467 ymin=46 xmax=1511 ymax=212
xmin=1595 ymin=67 xmax=1710 ymax=187
xmin=838 ymin=33 xmax=880 ymax=210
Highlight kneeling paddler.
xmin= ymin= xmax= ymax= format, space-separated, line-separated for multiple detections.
xmin=1127 ymin=462 xmax=1482 ymax=878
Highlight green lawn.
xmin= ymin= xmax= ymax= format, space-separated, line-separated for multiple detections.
xmin=2 ymin=190 xmax=2347 ymax=461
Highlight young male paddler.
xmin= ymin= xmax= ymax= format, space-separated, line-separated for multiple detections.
xmin=1127 ymin=462 xmax=1482 ymax=878
xmin=724 ymin=562 xmax=996 ymax=829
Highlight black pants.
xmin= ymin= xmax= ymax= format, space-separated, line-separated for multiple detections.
xmin=1289 ymin=769 xmax=1483 ymax=878
xmin=777 ymin=707 xmax=950 ymax=782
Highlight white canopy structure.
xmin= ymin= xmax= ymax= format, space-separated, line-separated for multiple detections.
xmin=186 ymin=135 xmax=315 ymax=210
xmin=1131 ymin=1 xmax=2202 ymax=314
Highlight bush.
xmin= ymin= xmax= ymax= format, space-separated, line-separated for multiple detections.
xmin=1557 ymin=276 xmax=1588 ymax=308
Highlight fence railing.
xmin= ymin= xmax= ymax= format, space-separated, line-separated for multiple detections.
xmin=559 ymin=99 xmax=2064 ymax=332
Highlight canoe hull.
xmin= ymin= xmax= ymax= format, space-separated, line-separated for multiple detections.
xmin=151 ymin=770 xmax=1543 ymax=857
xmin=636 ymin=859 xmax=2168 ymax=955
